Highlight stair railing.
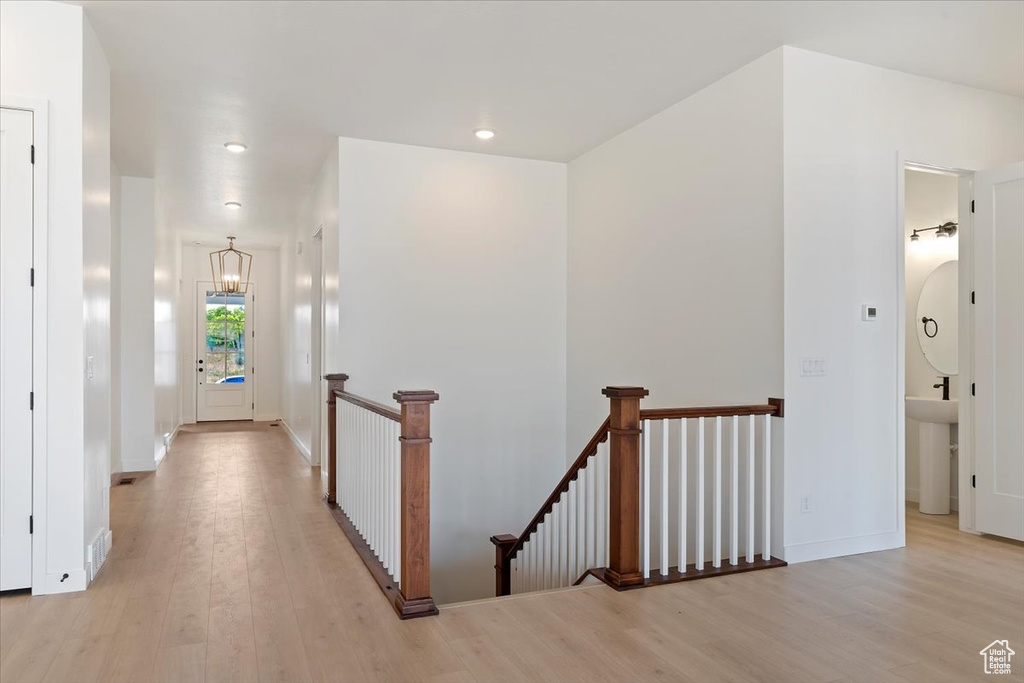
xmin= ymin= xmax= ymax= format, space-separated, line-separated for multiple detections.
xmin=323 ymin=374 xmax=440 ymax=618
xmin=492 ymin=386 xmax=784 ymax=596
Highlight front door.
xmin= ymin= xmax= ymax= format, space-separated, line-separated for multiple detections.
xmin=196 ymin=285 xmax=254 ymax=421
xmin=973 ymin=162 xmax=1024 ymax=541
xmin=0 ymin=107 xmax=35 ymax=590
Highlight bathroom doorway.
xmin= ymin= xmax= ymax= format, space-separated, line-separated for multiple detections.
xmin=903 ymin=166 xmax=961 ymax=526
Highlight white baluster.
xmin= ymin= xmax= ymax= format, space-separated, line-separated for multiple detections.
xmin=697 ymin=417 xmax=705 ymax=570
xmin=394 ymin=419 xmax=402 ymax=585
xmin=595 ymin=443 xmax=606 ymax=569
xmin=562 ymin=489 xmax=570 ymax=585
xmin=566 ymin=480 xmax=576 ymax=584
xmin=713 ymin=416 xmax=722 ymax=569
xmin=660 ymin=419 xmax=669 ymax=576
xmin=553 ymin=502 xmax=562 ymax=587
xmin=577 ymin=467 xmax=586 ymax=575
xmin=747 ymin=414 xmax=755 ymax=563
xmin=730 ymin=415 xmax=739 ymax=566
xmin=763 ymin=414 xmax=772 ymax=561
xmin=586 ymin=460 xmax=595 ymax=568
xmin=678 ymin=418 xmax=687 ymax=573
xmin=642 ymin=420 xmax=651 ymax=580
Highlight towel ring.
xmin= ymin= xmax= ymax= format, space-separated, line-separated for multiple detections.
xmin=921 ymin=316 xmax=938 ymax=339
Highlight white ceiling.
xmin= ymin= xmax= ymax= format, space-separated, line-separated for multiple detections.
xmin=74 ymin=0 xmax=1024 ymax=246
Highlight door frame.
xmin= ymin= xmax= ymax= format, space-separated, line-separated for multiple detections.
xmin=1 ymin=95 xmax=49 ymax=593
xmin=194 ymin=281 xmax=257 ymax=422
xmin=899 ymin=155 xmax=976 ymax=534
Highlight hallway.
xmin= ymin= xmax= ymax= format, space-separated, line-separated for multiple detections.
xmin=2 ymin=422 xmax=1023 ymax=682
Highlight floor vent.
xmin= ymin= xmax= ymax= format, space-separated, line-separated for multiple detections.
xmin=116 ymin=477 xmax=135 ymax=486
xmin=86 ymin=531 xmax=111 ymax=583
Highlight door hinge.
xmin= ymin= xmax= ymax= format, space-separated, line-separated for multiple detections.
xmin=970 ymin=290 xmax=975 ymax=304
xmin=971 ymin=199 xmax=975 ymax=213
xmin=30 ymin=145 xmax=35 ymax=164
xmin=971 ymin=383 xmax=976 ymax=396
xmin=29 ymin=515 xmax=33 ymax=534
xmin=252 ymin=402 xmax=255 ymax=410
xmin=30 ymin=267 xmax=35 ymax=287
xmin=29 ymin=392 xmax=34 ymax=410
xmin=972 ymin=475 xmax=976 ymax=489
xmin=252 ymin=331 xmax=255 ymax=338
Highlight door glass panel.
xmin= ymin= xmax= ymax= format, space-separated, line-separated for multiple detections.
xmin=205 ymin=292 xmax=246 ymax=384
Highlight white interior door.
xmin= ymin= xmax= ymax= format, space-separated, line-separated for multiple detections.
xmin=974 ymin=162 xmax=1024 ymax=541
xmin=0 ymin=107 xmax=35 ymax=590
xmin=196 ymin=284 xmax=254 ymax=422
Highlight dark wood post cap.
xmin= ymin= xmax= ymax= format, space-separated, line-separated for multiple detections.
xmin=324 ymin=373 xmax=349 ymax=382
xmin=489 ymin=534 xmax=518 ymax=548
xmin=393 ymin=390 xmax=440 ymax=404
xmin=602 ymin=386 xmax=650 ymax=398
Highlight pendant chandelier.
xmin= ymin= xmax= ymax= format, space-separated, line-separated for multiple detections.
xmin=209 ymin=236 xmax=252 ymax=295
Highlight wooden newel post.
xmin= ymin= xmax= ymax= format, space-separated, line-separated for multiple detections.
xmin=323 ymin=374 xmax=349 ymax=505
xmin=602 ymin=386 xmax=649 ymax=589
xmin=490 ymin=534 xmax=517 ymax=596
xmin=393 ymin=390 xmax=440 ymax=619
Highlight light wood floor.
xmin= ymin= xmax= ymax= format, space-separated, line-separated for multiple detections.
xmin=2 ymin=422 xmax=1022 ymax=682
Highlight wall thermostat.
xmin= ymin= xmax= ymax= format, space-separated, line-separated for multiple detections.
xmin=862 ymin=304 xmax=877 ymax=321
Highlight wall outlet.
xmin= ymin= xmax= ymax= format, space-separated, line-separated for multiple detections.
xmin=801 ymin=494 xmax=812 ymax=513
xmin=102 ymin=487 xmax=109 ymax=512
xmin=800 ymin=357 xmax=827 ymax=377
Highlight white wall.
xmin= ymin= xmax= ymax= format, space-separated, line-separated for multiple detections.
xmin=281 ymin=143 xmax=340 ymax=462
xmin=153 ymin=189 xmax=181 ymax=461
xmin=335 ymin=137 xmax=567 ymax=603
xmin=1 ymin=0 xmax=89 ymax=592
xmin=567 ymin=50 xmax=784 ymax=453
xmin=180 ymin=244 xmax=281 ymax=423
xmin=119 ymin=177 xmax=157 ymax=472
xmin=781 ymin=47 xmax=1024 ymax=563
xmin=82 ymin=15 xmax=112 ymax=561
xmin=904 ymin=170 xmax=959 ymax=508
xmin=109 ymin=165 xmax=122 ymax=475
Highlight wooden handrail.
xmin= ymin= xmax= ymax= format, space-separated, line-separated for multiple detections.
xmin=335 ymin=389 xmax=401 ymax=422
xmin=640 ymin=399 xmax=783 ymax=421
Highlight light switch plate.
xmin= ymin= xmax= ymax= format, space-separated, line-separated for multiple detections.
xmin=801 ymin=357 xmax=827 ymax=377
xmin=87 ymin=356 xmax=95 ymax=379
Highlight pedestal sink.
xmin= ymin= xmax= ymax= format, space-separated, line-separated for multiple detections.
xmin=906 ymin=397 xmax=958 ymax=514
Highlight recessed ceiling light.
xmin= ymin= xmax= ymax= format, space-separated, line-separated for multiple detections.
xmin=224 ymin=142 xmax=247 ymax=153
xmin=225 ymin=201 xmax=242 ymax=209
xmin=474 ymin=128 xmax=495 ymax=140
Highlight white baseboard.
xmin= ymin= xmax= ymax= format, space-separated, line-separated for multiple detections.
xmin=783 ymin=529 xmax=904 ymax=564
xmin=121 ymin=458 xmax=157 ymax=472
xmin=280 ymin=419 xmax=312 ymax=464
xmin=256 ymin=413 xmax=278 ymax=422
xmin=905 ymin=488 xmax=958 ymax=511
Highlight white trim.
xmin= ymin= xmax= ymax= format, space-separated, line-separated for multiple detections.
xmin=2 ymin=95 xmax=50 ymax=595
xmin=120 ymin=458 xmax=158 ymax=473
xmin=43 ymin=568 xmax=86 ymax=594
xmin=280 ymin=419 xmax=312 ymax=464
xmin=783 ymin=530 xmax=904 ymax=564
xmin=895 ymin=152 xmax=907 ymax=544
xmin=956 ymin=174 xmax=975 ymax=532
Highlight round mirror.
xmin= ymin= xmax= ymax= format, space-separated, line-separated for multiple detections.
xmin=916 ymin=260 xmax=958 ymax=375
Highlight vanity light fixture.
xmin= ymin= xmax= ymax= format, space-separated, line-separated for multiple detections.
xmin=224 ymin=142 xmax=247 ymax=153
xmin=910 ymin=221 xmax=957 ymax=243
xmin=474 ymin=128 xmax=495 ymax=140
xmin=225 ymin=201 xmax=242 ymax=210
